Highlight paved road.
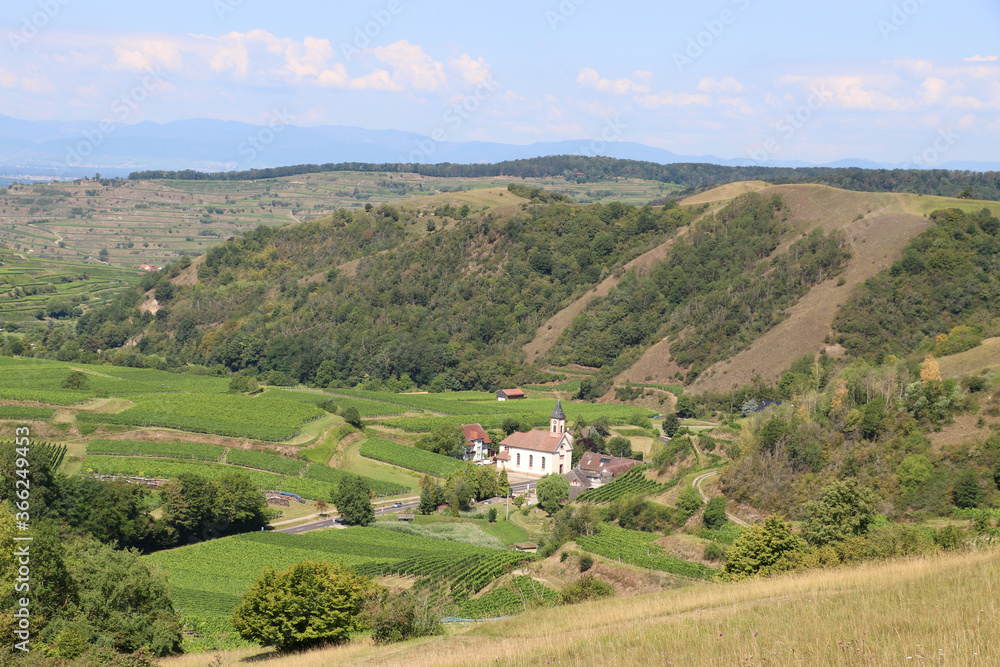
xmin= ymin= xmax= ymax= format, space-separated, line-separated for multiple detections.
xmin=692 ymin=471 xmax=749 ymax=527
xmin=278 ymin=480 xmax=538 ymax=535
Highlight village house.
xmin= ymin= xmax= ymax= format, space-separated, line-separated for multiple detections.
xmin=461 ymin=423 xmax=492 ymax=462
xmin=495 ymin=400 xmax=573 ymax=476
xmin=565 ymin=452 xmax=641 ymax=500
xmin=496 ymin=388 xmax=526 ymax=401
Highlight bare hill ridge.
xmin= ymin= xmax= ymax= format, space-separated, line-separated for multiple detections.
xmin=610 ymin=183 xmax=1000 ymax=392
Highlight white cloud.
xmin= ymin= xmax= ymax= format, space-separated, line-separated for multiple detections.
xmin=373 ymin=40 xmax=447 ymax=91
xmin=697 ymin=76 xmax=744 ymax=94
xmin=634 ymin=91 xmax=710 ymax=109
xmin=577 ymin=67 xmax=651 ymax=95
xmin=452 ymin=53 xmax=492 ymax=87
xmin=965 ymin=55 xmax=998 ymax=62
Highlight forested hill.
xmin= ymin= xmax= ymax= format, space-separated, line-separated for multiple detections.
xmin=130 ymin=155 xmax=1000 ymax=201
xmin=69 ymin=190 xmax=697 ymax=391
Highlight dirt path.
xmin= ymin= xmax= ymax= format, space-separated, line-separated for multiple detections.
xmin=692 ymin=470 xmax=749 ymax=527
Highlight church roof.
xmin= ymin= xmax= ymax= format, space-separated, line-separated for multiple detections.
xmin=499 ymin=429 xmax=569 ymax=453
xmin=550 ymin=400 xmax=566 ymax=420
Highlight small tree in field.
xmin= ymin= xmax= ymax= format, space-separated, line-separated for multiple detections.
xmin=231 ymin=560 xmax=374 ymax=652
xmin=702 ymin=496 xmax=728 ymax=529
xmin=315 ymin=499 xmax=328 ymax=516
xmin=333 ymin=474 xmax=374 ymax=526
xmin=536 ymin=474 xmax=570 ymax=515
xmin=724 ymin=515 xmax=801 ymax=580
xmin=800 ymin=478 xmax=879 ymax=545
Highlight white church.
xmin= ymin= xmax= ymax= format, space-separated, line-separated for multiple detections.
xmin=495 ymin=400 xmax=574 ymax=476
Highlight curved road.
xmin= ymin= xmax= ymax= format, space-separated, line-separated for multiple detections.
xmin=692 ymin=471 xmax=749 ymax=527
xmin=278 ymin=480 xmax=538 ymax=535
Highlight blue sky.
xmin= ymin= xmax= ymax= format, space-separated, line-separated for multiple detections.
xmin=1 ymin=0 xmax=998 ymax=164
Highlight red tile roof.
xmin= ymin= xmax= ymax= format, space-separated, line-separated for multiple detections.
xmin=498 ymin=388 xmax=525 ymax=398
xmin=462 ymin=423 xmax=491 ymax=445
xmin=500 ymin=429 xmax=566 ymax=453
xmin=578 ymin=452 xmax=640 ymax=477
xmin=495 ymin=451 xmax=510 ymax=461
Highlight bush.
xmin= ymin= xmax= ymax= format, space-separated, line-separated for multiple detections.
xmin=62 ymin=370 xmax=89 ymax=390
xmin=703 ymin=541 xmax=724 ymax=561
xmin=231 ymin=561 xmax=374 ymax=652
xmin=363 ymin=589 xmax=443 ymax=645
xmin=675 ymin=487 xmax=704 ymax=523
xmin=560 ymin=574 xmax=615 ymax=604
xmin=487 ymin=507 xmax=497 ymax=523
xmin=702 ymin=496 xmax=728 ymax=529
xmin=579 ymin=553 xmax=593 ymax=572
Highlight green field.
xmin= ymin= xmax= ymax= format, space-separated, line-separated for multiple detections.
xmin=145 ymin=527 xmax=535 ymax=648
xmin=359 ymin=437 xmax=464 ymax=477
xmin=85 ymin=439 xmax=225 ymax=461
xmin=576 ymin=524 xmax=718 ymax=580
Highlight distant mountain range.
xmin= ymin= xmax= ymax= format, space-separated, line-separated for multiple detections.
xmin=1 ymin=113 xmax=999 ymax=180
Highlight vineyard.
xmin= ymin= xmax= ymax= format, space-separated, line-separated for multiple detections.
xmin=301 ymin=462 xmax=408 ymax=497
xmin=459 ymin=576 xmax=559 ymax=619
xmin=359 ymin=437 xmax=464 ymax=477
xmin=575 ymin=525 xmax=718 ymax=580
xmin=576 ymin=466 xmax=672 ymax=503
xmin=145 ymin=527 xmax=534 ymax=647
xmin=85 ymin=439 xmax=225 ymax=461
xmin=79 ymin=454 xmax=407 ymax=499
xmin=0 ymin=440 xmax=68 ymax=471
xmin=225 ymin=448 xmax=306 ymax=475
xmin=76 ymin=392 xmax=324 ymax=441
xmin=0 ymin=405 xmax=55 ymax=420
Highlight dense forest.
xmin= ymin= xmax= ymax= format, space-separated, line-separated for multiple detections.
xmin=63 ymin=189 xmax=695 ymax=390
xmin=547 ymin=193 xmax=851 ymax=382
xmin=130 ymin=155 xmax=1000 ymax=201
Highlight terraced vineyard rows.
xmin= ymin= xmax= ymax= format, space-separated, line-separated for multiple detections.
xmin=359 ymin=437 xmax=463 ymax=476
xmin=146 ymin=526 xmax=534 ymax=647
xmin=225 ymin=448 xmax=306 ymax=475
xmin=576 ymin=466 xmax=672 ymax=503
xmin=576 ymin=525 xmax=718 ymax=580
xmin=77 ymin=393 xmax=323 ymax=441
xmin=0 ymin=405 xmax=55 ymax=419
xmin=459 ymin=576 xmax=559 ymax=619
xmin=85 ymin=439 xmax=225 ymax=461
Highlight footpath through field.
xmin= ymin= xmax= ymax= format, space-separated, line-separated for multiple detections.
xmin=692 ymin=471 xmax=749 ymax=527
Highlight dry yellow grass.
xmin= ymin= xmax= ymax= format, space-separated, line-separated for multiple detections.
xmin=681 ymin=180 xmax=771 ymax=205
xmin=938 ymin=337 xmax=1000 ymax=378
xmin=161 ymin=547 xmax=1000 ymax=666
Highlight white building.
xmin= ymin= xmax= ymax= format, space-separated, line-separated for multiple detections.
xmin=495 ymin=401 xmax=573 ymax=476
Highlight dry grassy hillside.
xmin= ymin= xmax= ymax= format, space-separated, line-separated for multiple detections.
xmin=160 ymin=547 xmax=1000 ymax=666
xmin=606 ymin=183 xmax=1000 ymax=393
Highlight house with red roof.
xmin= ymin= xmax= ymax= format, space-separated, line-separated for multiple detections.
xmin=496 ymin=388 xmax=526 ymax=401
xmin=461 ymin=423 xmax=492 ymax=462
xmin=495 ymin=401 xmax=573 ymax=476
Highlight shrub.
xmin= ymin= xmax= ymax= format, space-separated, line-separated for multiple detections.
xmin=703 ymin=541 xmax=724 ymax=561
xmin=702 ymin=496 xmax=728 ymax=529
xmin=675 ymin=487 xmax=704 ymax=523
xmin=560 ymin=574 xmax=615 ymax=604
xmin=487 ymin=507 xmax=497 ymax=523
xmin=579 ymin=553 xmax=593 ymax=572
xmin=62 ymin=370 xmax=89 ymax=390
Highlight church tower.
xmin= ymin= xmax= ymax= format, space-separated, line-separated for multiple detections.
xmin=550 ymin=400 xmax=567 ymax=435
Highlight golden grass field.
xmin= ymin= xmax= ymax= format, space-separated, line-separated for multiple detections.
xmin=160 ymin=545 xmax=1000 ymax=667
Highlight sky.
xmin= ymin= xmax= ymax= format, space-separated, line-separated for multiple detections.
xmin=1 ymin=0 xmax=999 ymax=165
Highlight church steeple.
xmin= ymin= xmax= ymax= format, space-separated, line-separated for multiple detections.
xmin=550 ymin=400 xmax=566 ymax=435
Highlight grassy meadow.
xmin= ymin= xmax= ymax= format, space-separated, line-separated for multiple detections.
xmin=159 ymin=546 xmax=1000 ymax=666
